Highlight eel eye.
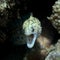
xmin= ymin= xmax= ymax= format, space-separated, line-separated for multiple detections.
xmin=32 ymin=28 xmax=34 ymax=32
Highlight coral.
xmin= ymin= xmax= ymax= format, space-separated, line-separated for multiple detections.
xmin=45 ymin=39 xmax=60 ymax=60
xmin=47 ymin=0 xmax=60 ymax=34
xmin=0 ymin=0 xmax=16 ymax=43
xmin=0 ymin=0 xmax=7 ymax=12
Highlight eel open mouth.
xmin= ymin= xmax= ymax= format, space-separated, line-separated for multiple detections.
xmin=27 ymin=33 xmax=37 ymax=48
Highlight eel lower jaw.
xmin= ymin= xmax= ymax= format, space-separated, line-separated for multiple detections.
xmin=27 ymin=33 xmax=37 ymax=48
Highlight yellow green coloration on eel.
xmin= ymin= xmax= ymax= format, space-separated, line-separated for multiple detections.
xmin=23 ymin=14 xmax=42 ymax=48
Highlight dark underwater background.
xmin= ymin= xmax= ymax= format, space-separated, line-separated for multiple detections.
xmin=0 ymin=0 xmax=60 ymax=60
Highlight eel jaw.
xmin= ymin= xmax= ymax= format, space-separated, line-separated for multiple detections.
xmin=27 ymin=33 xmax=37 ymax=48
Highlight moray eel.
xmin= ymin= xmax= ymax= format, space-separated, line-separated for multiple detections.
xmin=23 ymin=14 xmax=42 ymax=48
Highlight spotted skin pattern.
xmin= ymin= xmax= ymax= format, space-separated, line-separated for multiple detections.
xmin=23 ymin=15 xmax=42 ymax=36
